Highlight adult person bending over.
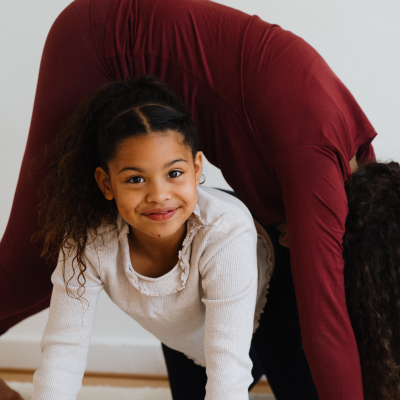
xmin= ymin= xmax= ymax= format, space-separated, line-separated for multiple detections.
xmin=0 ymin=0 xmax=380 ymax=399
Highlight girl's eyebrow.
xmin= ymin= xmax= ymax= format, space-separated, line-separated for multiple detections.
xmin=118 ymin=158 xmax=188 ymax=174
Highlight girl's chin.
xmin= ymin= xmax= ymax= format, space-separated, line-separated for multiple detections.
xmin=131 ymin=222 xmax=180 ymax=239
xmin=148 ymin=222 xmax=187 ymax=239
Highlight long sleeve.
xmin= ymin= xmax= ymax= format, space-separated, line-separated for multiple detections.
xmin=32 ymin=247 xmax=103 ymax=400
xmin=200 ymin=214 xmax=258 ymax=400
xmin=271 ymin=145 xmax=363 ymax=400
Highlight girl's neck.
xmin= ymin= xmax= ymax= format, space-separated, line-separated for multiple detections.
xmin=128 ymin=223 xmax=187 ymax=264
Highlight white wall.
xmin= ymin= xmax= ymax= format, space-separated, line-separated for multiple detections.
xmin=1 ymin=0 xmax=399 ymax=373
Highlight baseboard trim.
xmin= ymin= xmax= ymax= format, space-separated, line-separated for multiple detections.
xmin=0 ymin=340 xmax=269 ymax=385
xmin=0 ymin=368 xmax=271 ymax=388
xmin=0 ymin=338 xmax=167 ymax=375
xmin=0 ymin=368 xmax=168 ymax=381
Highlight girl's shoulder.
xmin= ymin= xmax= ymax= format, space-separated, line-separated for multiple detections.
xmin=193 ymin=187 xmax=258 ymax=273
xmin=196 ymin=186 xmax=254 ymax=230
xmin=86 ymin=218 xmax=120 ymax=255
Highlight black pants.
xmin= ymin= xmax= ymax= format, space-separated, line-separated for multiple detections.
xmin=162 ymin=190 xmax=319 ymax=400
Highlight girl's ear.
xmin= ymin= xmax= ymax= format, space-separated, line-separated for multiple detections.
xmin=194 ymin=151 xmax=203 ymax=186
xmin=94 ymin=167 xmax=114 ymax=200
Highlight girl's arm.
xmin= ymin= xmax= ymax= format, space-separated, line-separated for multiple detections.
xmin=272 ymin=145 xmax=363 ymax=400
xmin=200 ymin=214 xmax=258 ymax=400
xmin=32 ymin=247 xmax=103 ymax=400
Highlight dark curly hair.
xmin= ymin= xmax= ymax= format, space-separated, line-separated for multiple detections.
xmin=33 ymin=76 xmax=198 ymax=300
xmin=344 ymin=160 xmax=400 ymax=400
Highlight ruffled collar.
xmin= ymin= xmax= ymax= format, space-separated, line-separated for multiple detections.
xmin=116 ymin=204 xmax=204 ymax=296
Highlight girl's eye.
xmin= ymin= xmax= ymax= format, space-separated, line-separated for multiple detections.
xmin=168 ymin=170 xmax=182 ymax=179
xmin=128 ymin=176 xmax=145 ymax=184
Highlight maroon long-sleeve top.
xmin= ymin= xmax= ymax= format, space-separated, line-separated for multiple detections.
xmin=0 ymin=0 xmax=376 ymax=398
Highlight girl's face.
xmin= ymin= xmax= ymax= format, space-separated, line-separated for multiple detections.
xmin=95 ymin=131 xmax=203 ymax=239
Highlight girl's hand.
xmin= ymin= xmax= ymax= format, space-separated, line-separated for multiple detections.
xmin=0 ymin=377 xmax=24 ymax=400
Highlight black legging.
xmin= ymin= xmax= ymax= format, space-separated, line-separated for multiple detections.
xmin=161 ymin=190 xmax=319 ymax=400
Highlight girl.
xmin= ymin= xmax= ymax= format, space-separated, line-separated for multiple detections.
xmin=31 ymin=76 xmax=275 ymax=400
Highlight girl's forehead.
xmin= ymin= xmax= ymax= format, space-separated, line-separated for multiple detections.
xmin=119 ymin=131 xmax=188 ymax=155
xmin=111 ymin=132 xmax=193 ymax=170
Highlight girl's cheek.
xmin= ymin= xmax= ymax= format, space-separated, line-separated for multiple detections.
xmin=117 ymin=199 xmax=136 ymax=215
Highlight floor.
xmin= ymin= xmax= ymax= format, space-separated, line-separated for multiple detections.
xmin=0 ymin=369 xmax=273 ymax=394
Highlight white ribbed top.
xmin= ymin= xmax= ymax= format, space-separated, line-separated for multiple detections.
xmin=32 ymin=186 xmax=273 ymax=400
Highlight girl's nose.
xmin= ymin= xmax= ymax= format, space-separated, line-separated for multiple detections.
xmin=146 ymin=182 xmax=172 ymax=204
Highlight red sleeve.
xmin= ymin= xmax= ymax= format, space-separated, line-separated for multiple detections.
xmin=357 ymin=141 xmax=376 ymax=164
xmin=271 ymin=145 xmax=363 ymax=400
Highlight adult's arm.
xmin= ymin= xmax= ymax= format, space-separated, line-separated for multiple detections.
xmin=272 ymin=145 xmax=363 ymax=400
xmin=200 ymin=214 xmax=258 ymax=400
xmin=32 ymin=247 xmax=103 ymax=400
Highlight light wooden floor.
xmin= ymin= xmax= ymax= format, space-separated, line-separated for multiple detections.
xmin=0 ymin=369 xmax=273 ymax=394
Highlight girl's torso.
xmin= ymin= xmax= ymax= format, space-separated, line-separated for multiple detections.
xmin=87 ymin=186 xmax=273 ymax=366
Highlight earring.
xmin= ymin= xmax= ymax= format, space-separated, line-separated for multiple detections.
xmin=200 ymin=174 xmax=206 ymax=185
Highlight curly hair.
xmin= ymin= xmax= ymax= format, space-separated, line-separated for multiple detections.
xmin=343 ymin=160 xmax=400 ymax=400
xmin=33 ymin=76 xmax=198 ymax=300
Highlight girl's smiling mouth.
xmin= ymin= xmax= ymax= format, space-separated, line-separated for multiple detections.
xmin=142 ymin=207 xmax=179 ymax=221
